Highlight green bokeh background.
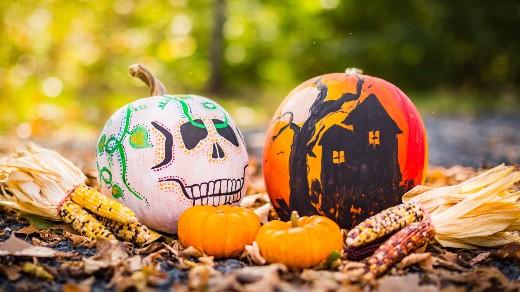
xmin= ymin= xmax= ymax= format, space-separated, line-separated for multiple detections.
xmin=0 ymin=0 xmax=519 ymax=138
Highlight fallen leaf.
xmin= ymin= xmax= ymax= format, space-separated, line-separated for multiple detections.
xmin=179 ymin=245 xmax=203 ymax=258
xmin=135 ymin=241 xmax=164 ymax=254
xmin=62 ymin=277 xmax=94 ymax=292
xmin=83 ymin=239 xmax=129 ymax=273
xmin=63 ymin=231 xmax=94 ymax=248
xmin=235 ymin=264 xmax=287 ymax=291
xmin=0 ymin=265 xmax=22 ymax=281
xmin=469 ymin=252 xmax=491 ymax=265
xmin=126 ymin=255 xmax=143 ymax=272
xmin=0 ymin=234 xmax=57 ymax=257
xmin=378 ymin=274 xmax=437 ymax=292
xmin=240 ymin=193 xmax=270 ymax=208
xmin=189 ymin=265 xmax=218 ymax=290
xmin=199 ymin=256 xmax=215 ymax=266
xmin=253 ymin=203 xmax=271 ymax=224
xmin=161 ymin=241 xmax=180 ymax=257
xmin=494 ymin=243 xmax=520 ymax=261
xmin=83 ymin=257 xmax=109 ymax=274
xmin=15 ymin=225 xmax=39 ymax=235
xmin=130 ymin=270 xmax=147 ymax=291
xmin=22 ymin=262 xmax=54 ymax=281
xmin=432 ymin=256 xmax=466 ymax=272
xmin=243 ymin=241 xmax=266 ymax=265
xmin=435 ymin=267 xmax=515 ymax=291
xmin=21 ymin=214 xmax=56 ymax=229
xmin=397 ymin=252 xmax=433 ymax=272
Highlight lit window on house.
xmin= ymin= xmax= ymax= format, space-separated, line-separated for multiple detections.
xmin=369 ymin=130 xmax=380 ymax=146
xmin=332 ymin=150 xmax=345 ymax=164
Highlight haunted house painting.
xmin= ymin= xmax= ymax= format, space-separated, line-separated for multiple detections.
xmin=316 ymin=94 xmax=404 ymax=227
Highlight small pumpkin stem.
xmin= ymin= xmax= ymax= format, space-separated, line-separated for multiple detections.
xmin=290 ymin=211 xmax=299 ymax=228
xmin=345 ymin=67 xmax=364 ymax=75
xmin=129 ymin=64 xmax=168 ymax=96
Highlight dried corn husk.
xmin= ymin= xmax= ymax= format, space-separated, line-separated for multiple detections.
xmin=0 ymin=143 xmax=85 ymax=220
xmin=403 ymin=164 xmax=520 ymax=248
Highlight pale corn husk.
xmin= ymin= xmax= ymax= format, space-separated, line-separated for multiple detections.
xmin=403 ymin=164 xmax=520 ymax=249
xmin=0 ymin=143 xmax=85 ymax=220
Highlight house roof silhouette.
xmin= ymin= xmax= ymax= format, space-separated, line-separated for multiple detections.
xmin=343 ymin=94 xmax=402 ymax=135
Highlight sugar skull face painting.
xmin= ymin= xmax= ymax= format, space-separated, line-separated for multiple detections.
xmin=263 ymin=69 xmax=427 ymax=229
xmin=96 ymin=65 xmax=248 ymax=233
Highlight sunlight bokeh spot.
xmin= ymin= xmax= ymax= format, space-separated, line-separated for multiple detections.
xmin=42 ymin=77 xmax=63 ymax=98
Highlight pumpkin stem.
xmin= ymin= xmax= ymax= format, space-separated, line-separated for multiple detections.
xmin=290 ymin=211 xmax=299 ymax=228
xmin=345 ymin=67 xmax=363 ymax=75
xmin=129 ymin=64 xmax=168 ymax=96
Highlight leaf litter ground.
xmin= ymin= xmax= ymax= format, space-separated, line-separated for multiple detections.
xmin=0 ymin=141 xmax=519 ymax=291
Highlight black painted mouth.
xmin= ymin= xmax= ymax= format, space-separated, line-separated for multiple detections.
xmin=158 ymin=165 xmax=248 ymax=206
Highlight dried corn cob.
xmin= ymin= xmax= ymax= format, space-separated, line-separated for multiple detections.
xmin=367 ymin=220 xmax=434 ymax=277
xmin=70 ymin=184 xmax=137 ymax=224
xmin=60 ymin=199 xmax=115 ymax=240
xmin=346 ymin=202 xmax=425 ymax=247
xmin=0 ymin=144 xmax=159 ymax=246
xmin=96 ymin=215 xmax=161 ymax=246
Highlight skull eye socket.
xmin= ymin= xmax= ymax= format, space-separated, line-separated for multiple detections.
xmin=180 ymin=119 xmax=208 ymax=150
xmin=212 ymin=119 xmax=239 ymax=147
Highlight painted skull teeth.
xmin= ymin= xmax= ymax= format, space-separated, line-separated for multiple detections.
xmin=184 ymin=178 xmax=245 ymax=205
xmin=158 ymin=165 xmax=248 ymax=206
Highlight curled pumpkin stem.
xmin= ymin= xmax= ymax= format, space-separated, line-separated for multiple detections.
xmin=290 ymin=211 xmax=299 ymax=228
xmin=129 ymin=64 xmax=168 ymax=96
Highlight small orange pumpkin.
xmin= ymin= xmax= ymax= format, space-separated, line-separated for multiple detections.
xmin=178 ymin=205 xmax=260 ymax=258
xmin=255 ymin=211 xmax=343 ymax=269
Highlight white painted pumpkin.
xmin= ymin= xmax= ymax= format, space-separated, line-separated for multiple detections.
xmin=95 ymin=65 xmax=249 ymax=233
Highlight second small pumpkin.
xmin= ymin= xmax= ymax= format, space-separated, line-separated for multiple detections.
xmin=256 ymin=211 xmax=343 ymax=269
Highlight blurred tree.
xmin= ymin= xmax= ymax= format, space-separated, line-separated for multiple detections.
xmin=208 ymin=0 xmax=226 ymax=93
xmin=0 ymin=0 xmax=518 ymax=135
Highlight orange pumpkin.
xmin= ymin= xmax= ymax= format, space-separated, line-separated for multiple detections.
xmin=256 ymin=211 xmax=343 ymax=269
xmin=263 ymin=68 xmax=427 ymax=229
xmin=178 ymin=205 xmax=260 ymax=258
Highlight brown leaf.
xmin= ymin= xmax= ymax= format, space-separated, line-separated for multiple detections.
xmin=0 ymin=265 xmax=22 ymax=281
xmin=378 ymin=274 xmax=437 ymax=292
xmin=494 ymin=243 xmax=520 ymax=261
xmin=435 ymin=267 xmax=515 ymax=291
xmin=62 ymin=277 xmax=94 ymax=292
xmin=135 ymin=241 xmax=164 ymax=254
xmin=300 ymin=270 xmax=355 ymax=291
xmin=396 ymin=252 xmax=433 ymax=272
xmin=15 ymin=225 xmax=39 ymax=235
xmin=59 ymin=261 xmax=85 ymax=277
xmin=83 ymin=239 xmax=129 ymax=273
xmin=189 ymin=265 xmax=218 ymax=290
xmin=63 ymin=231 xmax=94 ymax=248
xmin=243 ymin=241 xmax=266 ymax=265
xmin=240 ymin=193 xmax=270 ymax=208
xmin=199 ymin=256 xmax=215 ymax=266
xmin=469 ymin=252 xmax=491 ymax=265
xmin=253 ymin=203 xmax=271 ymax=224
xmin=179 ymin=245 xmax=203 ymax=258
xmin=234 ymin=264 xmax=288 ymax=284
xmin=0 ymin=234 xmax=57 ymax=257
xmin=126 ymin=255 xmax=143 ymax=272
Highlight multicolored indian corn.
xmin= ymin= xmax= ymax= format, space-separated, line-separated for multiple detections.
xmin=69 ymin=184 xmax=137 ymax=224
xmin=96 ymin=215 xmax=161 ymax=246
xmin=346 ymin=202 xmax=425 ymax=247
xmin=367 ymin=220 xmax=435 ymax=276
xmin=59 ymin=200 xmax=115 ymax=240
